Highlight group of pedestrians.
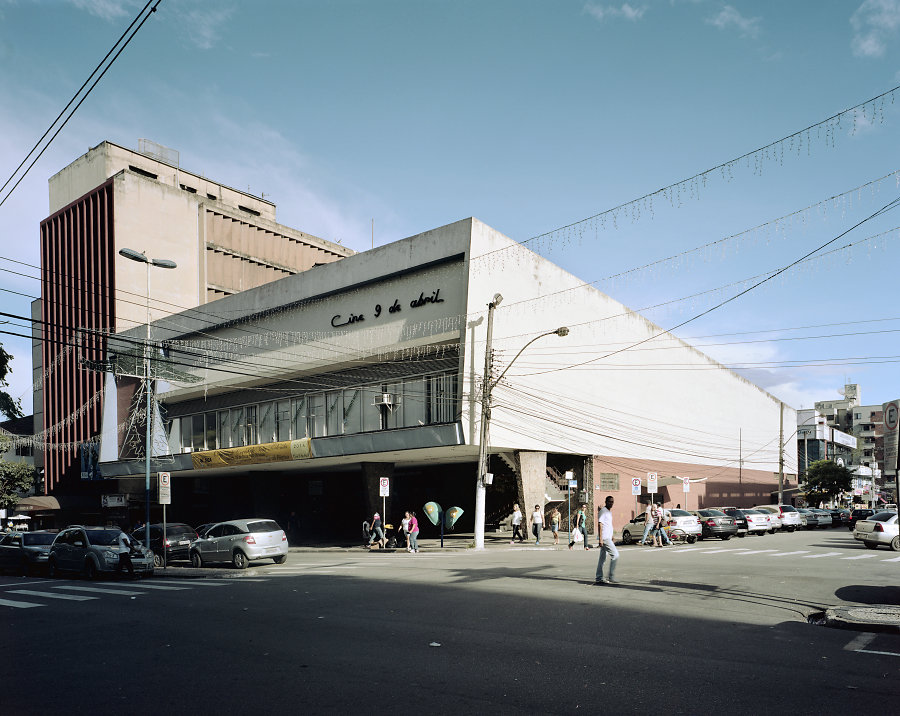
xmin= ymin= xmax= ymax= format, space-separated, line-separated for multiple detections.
xmin=638 ymin=502 xmax=672 ymax=547
xmin=510 ymin=504 xmax=563 ymax=545
xmin=365 ymin=510 xmax=420 ymax=552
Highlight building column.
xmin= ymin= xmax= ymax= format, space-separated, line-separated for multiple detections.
xmin=361 ymin=462 xmax=395 ymax=523
xmin=516 ymin=451 xmax=547 ymax=527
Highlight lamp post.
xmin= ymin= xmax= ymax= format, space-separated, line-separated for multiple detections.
xmin=474 ymin=292 xmax=568 ymax=550
xmin=118 ymin=248 xmax=176 ymax=548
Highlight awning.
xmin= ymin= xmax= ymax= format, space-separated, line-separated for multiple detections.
xmin=15 ymin=496 xmax=61 ymax=512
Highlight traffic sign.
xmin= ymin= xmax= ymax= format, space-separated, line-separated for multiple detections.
xmin=631 ymin=477 xmax=641 ymax=495
xmin=647 ymin=472 xmax=658 ymax=494
xmin=158 ymin=472 xmax=171 ymax=505
xmin=379 ymin=477 xmax=390 ymax=497
xmin=682 ymin=476 xmax=690 ymax=493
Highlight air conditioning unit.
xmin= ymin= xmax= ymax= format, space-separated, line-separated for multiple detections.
xmin=373 ymin=393 xmax=394 ymax=407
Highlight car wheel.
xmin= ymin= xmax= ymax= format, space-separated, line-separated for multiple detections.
xmin=737 ymin=533 xmax=746 ymax=538
xmin=273 ymin=555 xmax=287 ymax=564
xmin=190 ymin=551 xmax=203 ymax=568
xmin=686 ymin=536 xmax=697 ymax=544
xmin=232 ymin=550 xmax=248 ymax=569
xmin=786 ymin=527 xmax=795 ymax=533
xmin=721 ymin=535 xmax=731 ymax=541
xmin=84 ymin=559 xmax=100 ymax=580
xmin=891 ymin=536 xmax=900 ymax=552
xmin=153 ymin=553 xmax=163 ymax=568
xmin=864 ymin=542 xmax=879 ymax=550
xmin=622 ymin=530 xmax=633 ymax=545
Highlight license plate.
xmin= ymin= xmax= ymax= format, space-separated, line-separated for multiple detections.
xmin=178 ymin=540 xmax=189 ymax=545
xmin=264 ymin=547 xmax=277 ymax=554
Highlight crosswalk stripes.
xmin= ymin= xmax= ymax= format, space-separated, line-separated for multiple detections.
xmin=882 ymin=556 xmax=900 ymax=562
xmin=9 ymin=589 xmax=96 ymax=601
xmin=841 ymin=554 xmax=880 ymax=560
xmin=802 ymin=551 xmax=842 ymax=558
xmin=0 ymin=597 xmax=43 ymax=608
xmin=53 ymin=585 xmax=148 ymax=596
xmin=733 ymin=549 xmax=779 ymax=556
xmin=150 ymin=579 xmax=231 ymax=586
xmin=770 ymin=551 xmax=810 ymax=557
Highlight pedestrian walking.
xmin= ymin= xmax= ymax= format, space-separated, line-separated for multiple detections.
xmin=407 ymin=510 xmax=420 ymax=553
xmin=530 ymin=505 xmax=544 ymax=544
xmin=117 ymin=530 xmax=136 ymax=578
xmin=510 ymin=504 xmax=525 ymax=543
xmin=640 ymin=503 xmax=657 ymax=545
xmin=657 ymin=505 xmax=672 ymax=546
xmin=401 ymin=512 xmax=411 ymax=551
xmin=550 ymin=507 xmax=561 ymax=545
xmin=594 ymin=495 xmax=619 ymax=585
xmin=569 ymin=504 xmax=589 ymax=549
xmin=368 ymin=511 xmax=385 ymax=548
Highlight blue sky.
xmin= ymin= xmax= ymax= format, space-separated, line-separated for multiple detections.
xmin=1 ymin=0 xmax=900 ymax=418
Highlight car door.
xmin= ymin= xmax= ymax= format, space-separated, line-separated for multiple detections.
xmin=221 ymin=524 xmax=243 ymax=560
xmin=198 ymin=524 xmax=225 ymax=562
xmin=0 ymin=533 xmax=18 ymax=569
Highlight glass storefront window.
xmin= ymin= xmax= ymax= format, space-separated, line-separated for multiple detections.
xmin=292 ymin=397 xmax=307 ymax=439
xmin=326 ymin=391 xmax=342 ymax=436
xmin=277 ymin=400 xmax=291 ymax=441
xmin=245 ymin=405 xmax=258 ymax=445
xmin=218 ymin=410 xmax=230 ymax=449
xmin=361 ymin=385 xmax=382 ymax=432
xmin=205 ymin=412 xmax=217 ymax=450
xmin=342 ymin=389 xmax=361 ymax=434
xmin=308 ymin=394 xmax=325 ymax=438
xmin=259 ymin=402 xmax=275 ymax=443
xmin=402 ymin=378 xmax=426 ymax=428
xmin=191 ymin=414 xmax=205 ymax=453
xmin=231 ymin=407 xmax=245 ymax=447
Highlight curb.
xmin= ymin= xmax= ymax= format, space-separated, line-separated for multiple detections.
xmin=823 ymin=605 xmax=900 ymax=634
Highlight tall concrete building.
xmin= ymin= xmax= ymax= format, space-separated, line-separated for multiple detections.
xmin=36 ymin=140 xmax=354 ymax=494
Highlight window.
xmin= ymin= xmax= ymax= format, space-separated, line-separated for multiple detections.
xmin=205 ymin=412 xmax=217 ymax=450
xmin=276 ymin=400 xmax=291 ymax=441
xmin=402 ymin=378 xmax=426 ymax=428
xmin=245 ymin=405 xmax=258 ymax=445
xmin=258 ymin=402 xmax=275 ymax=443
xmin=292 ymin=397 xmax=307 ymax=439
xmin=231 ymin=407 xmax=245 ymax=447
xmin=180 ymin=183 xmax=197 ymax=194
xmin=238 ymin=205 xmax=260 ymax=216
xmin=343 ymin=389 xmax=361 ymax=435
xmin=191 ymin=415 xmax=205 ymax=452
xmin=428 ymin=373 xmax=456 ymax=423
xmin=386 ymin=382 xmax=405 ymax=429
xmin=308 ymin=394 xmax=325 ymax=438
xmin=326 ymin=391 xmax=342 ymax=436
xmin=217 ymin=411 xmax=231 ymax=449
xmin=854 ymin=412 xmax=861 ymax=420
xmin=129 ymin=165 xmax=158 ymax=179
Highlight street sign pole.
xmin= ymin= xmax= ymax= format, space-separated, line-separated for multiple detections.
xmin=565 ymin=471 xmax=575 ymax=545
xmin=159 ymin=472 xmax=171 ymax=569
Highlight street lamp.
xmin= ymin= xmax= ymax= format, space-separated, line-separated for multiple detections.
xmin=118 ymin=248 xmax=177 ymax=547
xmin=473 ymin=293 xmax=568 ymax=549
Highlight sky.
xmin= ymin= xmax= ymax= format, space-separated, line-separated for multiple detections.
xmin=1 ymin=0 xmax=900 ymax=421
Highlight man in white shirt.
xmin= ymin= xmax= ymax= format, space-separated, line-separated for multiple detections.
xmin=594 ymin=495 xmax=619 ymax=584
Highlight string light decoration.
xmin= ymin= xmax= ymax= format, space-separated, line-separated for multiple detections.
xmin=473 ymin=84 xmax=900 ymax=264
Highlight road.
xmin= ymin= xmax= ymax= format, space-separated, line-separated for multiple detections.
xmin=3 ymin=528 xmax=898 ymax=714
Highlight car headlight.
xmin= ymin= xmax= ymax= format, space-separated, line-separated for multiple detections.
xmin=103 ymin=551 xmax=120 ymax=563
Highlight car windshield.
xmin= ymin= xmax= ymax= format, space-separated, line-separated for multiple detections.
xmin=23 ymin=533 xmax=56 ymax=546
xmin=85 ymin=529 xmax=122 ymax=546
xmin=246 ymin=520 xmax=281 ymax=534
xmin=701 ymin=509 xmax=725 ymax=516
xmin=669 ymin=509 xmax=691 ymax=517
xmin=781 ymin=506 xmax=798 ymax=512
xmin=166 ymin=525 xmax=194 ymax=537
xmin=870 ymin=512 xmax=897 ymax=522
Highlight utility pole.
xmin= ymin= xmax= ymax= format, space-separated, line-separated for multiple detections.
xmin=474 ymin=294 xmax=502 ymax=551
xmin=778 ymin=401 xmax=784 ymax=504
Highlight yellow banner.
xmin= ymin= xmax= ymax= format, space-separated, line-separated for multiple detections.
xmin=191 ymin=438 xmax=312 ymax=470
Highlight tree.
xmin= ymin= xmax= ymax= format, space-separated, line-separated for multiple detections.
xmin=0 ymin=344 xmax=23 ymax=419
xmin=0 ymin=459 xmax=36 ymax=512
xmin=802 ymin=459 xmax=852 ymax=506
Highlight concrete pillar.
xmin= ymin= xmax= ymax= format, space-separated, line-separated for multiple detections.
xmin=517 ymin=451 xmax=547 ymax=530
xmin=361 ymin=462 xmax=394 ymax=524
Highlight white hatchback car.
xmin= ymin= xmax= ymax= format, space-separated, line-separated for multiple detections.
xmin=853 ymin=511 xmax=899 ymax=551
xmin=753 ymin=505 xmax=801 ymax=532
xmin=189 ymin=518 xmax=288 ymax=569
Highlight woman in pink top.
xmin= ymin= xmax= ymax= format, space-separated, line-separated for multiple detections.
xmin=406 ymin=511 xmax=420 ymax=553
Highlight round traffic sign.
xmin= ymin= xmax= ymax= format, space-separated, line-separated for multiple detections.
xmin=631 ymin=478 xmax=641 ymax=487
xmin=886 ymin=401 xmax=899 ymax=431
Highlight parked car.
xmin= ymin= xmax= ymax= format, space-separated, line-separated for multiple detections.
xmin=662 ymin=509 xmax=702 ymax=542
xmin=753 ymin=505 xmax=801 ymax=532
xmin=830 ymin=508 xmax=852 ymax=528
xmin=132 ymin=523 xmax=198 ymax=567
xmin=740 ymin=509 xmax=770 ymax=535
xmin=853 ymin=511 xmax=900 ymax=551
xmin=48 ymin=526 xmax=154 ymax=579
xmin=188 ymin=519 xmax=288 ymax=569
xmin=0 ymin=530 xmax=57 ymax=574
xmin=620 ymin=512 xmax=656 ymax=545
xmin=809 ymin=508 xmax=833 ymax=528
xmin=721 ymin=509 xmax=749 ymax=537
xmin=848 ymin=508 xmax=876 ymax=530
xmin=796 ymin=508 xmax=819 ymax=529
xmin=693 ymin=509 xmax=738 ymax=540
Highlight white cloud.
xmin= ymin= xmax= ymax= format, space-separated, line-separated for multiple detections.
xmin=68 ymin=0 xmax=135 ymax=21
xmin=175 ymin=5 xmax=235 ymax=51
xmin=585 ymin=3 xmax=647 ymax=22
xmin=851 ymin=0 xmax=900 ymax=57
xmin=705 ymin=5 xmax=761 ymax=39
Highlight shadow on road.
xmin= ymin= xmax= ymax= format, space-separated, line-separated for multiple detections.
xmin=834 ymin=584 xmax=900 ymax=605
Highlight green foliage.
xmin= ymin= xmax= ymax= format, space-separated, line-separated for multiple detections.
xmin=0 ymin=459 xmax=36 ymax=511
xmin=802 ymin=459 xmax=853 ymax=506
xmin=0 ymin=345 xmax=23 ymax=420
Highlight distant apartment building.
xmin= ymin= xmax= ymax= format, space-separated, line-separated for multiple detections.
xmin=813 ymin=384 xmax=885 ymax=477
xmin=35 ymin=140 xmax=354 ymax=493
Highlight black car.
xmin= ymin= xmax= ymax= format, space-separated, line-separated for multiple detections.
xmin=828 ymin=508 xmax=850 ymax=528
xmin=722 ymin=509 xmax=749 ymax=537
xmin=0 ymin=530 xmax=57 ymax=575
xmin=849 ymin=508 xmax=876 ymax=530
xmin=695 ymin=509 xmax=738 ymax=540
xmin=132 ymin=523 xmax=198 ymax=566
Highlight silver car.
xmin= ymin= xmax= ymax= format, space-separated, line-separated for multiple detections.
xmin=853 ymin=511 xmax=899 ymax=551
xmin=48 ymin=526 xmax=154 ymax=579
xmin=189 ymin=519 xmax=288 ymax=569
xmin=753 ymin=505 xmax=801 ymax=532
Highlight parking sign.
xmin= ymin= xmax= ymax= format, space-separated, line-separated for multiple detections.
xmin=647 ymin=472 xmax=658 ymax=494
xmin=631 ymin=477 xmax=641 ymax=495
xmin=379 ymin=477 xmax=390 ymax=497
xmin=158 ymin=472 xmax=171 ymax=505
